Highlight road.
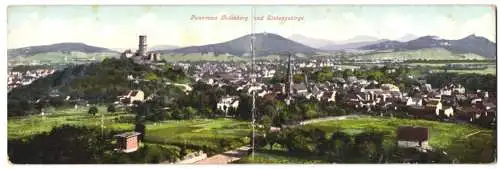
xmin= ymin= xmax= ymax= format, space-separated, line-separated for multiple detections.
xmin=165 ymin=82 xmax=192 ymax=93
xmin=280 ymin=114 xmax=363 ymax=129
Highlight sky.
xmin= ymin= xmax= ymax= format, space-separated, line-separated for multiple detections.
xmin=7 ymin=5 xmax=496 ymax=49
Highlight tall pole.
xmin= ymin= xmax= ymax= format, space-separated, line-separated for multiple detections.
xmin=286 ymin=52 xmax=292 ymax=105
xmin=250 ymin=6 xmax=256 ymax=160
xmin=101 ymin=111 xmax=104 ymax=138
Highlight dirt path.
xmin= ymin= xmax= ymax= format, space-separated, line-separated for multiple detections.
xmin=464 ymin=130 xmax=483 ymax=138
xmin=193 ymin=146 xmax=251 ymax=164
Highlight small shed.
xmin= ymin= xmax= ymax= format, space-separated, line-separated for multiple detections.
xmin=114 ymin=132 xmax=141 ymax=153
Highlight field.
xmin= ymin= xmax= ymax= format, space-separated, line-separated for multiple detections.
xmin=8 ymin=106 xmax=134 ymax=139
xmin=355 ymin=48 xmax=487 ymax=60
xmin=431 ymin=66 xmax=497 ymax=75
xmin=144 ymin=119 xmax=251 ymax=149
xmin=306 ymin=117 xmax=493 ymax=149
xmin=335 ymin=65 xmax=361 ymax=70
xmin=8 ymin=106 xmax=252 ymax=150
xmin=241 ymin=117 xmax=495 ymax=163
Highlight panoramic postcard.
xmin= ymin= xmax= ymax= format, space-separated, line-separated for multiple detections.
xmin=7 ymin=5 xmax=497 ymax=164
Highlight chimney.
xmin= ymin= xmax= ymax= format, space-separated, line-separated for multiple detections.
xmin=138 ymin=35 xmax=147 ymax=56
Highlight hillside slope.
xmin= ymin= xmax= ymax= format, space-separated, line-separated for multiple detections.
xmin=161 ymin=33 xmax=321 ymax=57
xmin=359 ymin=35 xmax=496 ymax=59
xmin=8 ymin=43 xmax=118 ymax=58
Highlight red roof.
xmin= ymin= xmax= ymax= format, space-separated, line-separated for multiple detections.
xmin=114 ymin=132 xmax=141 ymax=138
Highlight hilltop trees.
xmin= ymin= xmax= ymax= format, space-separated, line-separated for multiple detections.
xmin=8 ymin=58 xmax=190 ymax=117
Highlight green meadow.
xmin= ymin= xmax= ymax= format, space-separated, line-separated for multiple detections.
xmin=8 ymin=106 xmax=252 ymax=150
xmin=240 ymin=117 xmax=495 ymax=164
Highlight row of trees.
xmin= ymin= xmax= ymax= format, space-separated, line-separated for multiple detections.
xmin=426 ymin=72 xmax=497 ymax=93
xmin=254 ymin=127 xmax=452 ymax=163
xmin=232 ymin=93 xmax=353 ymax=126
xmin=126 ymin=81 xmax=240 ymax=122
xmin=8 ymin=125 xmax=182 ymax=164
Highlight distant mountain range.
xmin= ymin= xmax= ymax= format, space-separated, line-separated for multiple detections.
xmin=8 ymin=43 xmax=118 ymax=58
xmin=359 ymin=34 xmax=496 ymax=59
xmin=319 ymin=39 xmax=390 ymax=51
xmin=161 ymin=33 xmax=321 ymax=57
xmin=288 ymin=34 xmax=334 ymax=48
xmin=8 ymin=33 xmax=495 ymax=60
xmin=289 ymin=34 xmax=419 ymax=51
xmin=150 ymin=45 xmax=179 ymax=51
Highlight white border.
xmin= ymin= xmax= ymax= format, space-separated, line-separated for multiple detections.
xmin=1 ymin=1 xmax=499 ymax=169
xmin=1 ymin=0 xmax=500 ymax=5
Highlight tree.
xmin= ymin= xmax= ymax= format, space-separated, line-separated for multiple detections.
xmin=327 ymin=131 xmax=351 ymax=162
xmin=107 ymin=104 xmax=116 ymax=113
xmin=8 ymin=125 xmax=115 ymax=163
xmin=184 ymin=106 xmax=197 ymax=119
xmin=236 ymin=95 xmax=252 ymax=120
xmin=88 ymin=106 xmax=98 ymax=116
xmin=261 ymin=115 xmax=273 ymax=132
xmin=144 ymin=72 xmax=159 ymax=81
xmin=180 ymin=143 xmax=187 ymax=159
xmin=134 ymin=123 xmax=146 ymax=142
xmin=218 ymin=139 xmax=231 ymax=152
xmin=35 ymin=100 xmax=47 ymax=114
xmin=266 ymin=132 xmax=278 ymax=150
xmin=293 ymin=74 xmax=305 ymax=83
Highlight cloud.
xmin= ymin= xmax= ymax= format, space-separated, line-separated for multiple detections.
xmin=429 ymin=13 xmax=495 ymax=42
xmin=461 ymin=13 xmax=496 ymax=41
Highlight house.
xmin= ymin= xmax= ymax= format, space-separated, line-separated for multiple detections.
xmin=456 ymin=107 xmax=495 ymax=123
xmin=381 ymin=84 xmax=400 ymax=92
xmin=406 ymin=97 xmax=423 ymax=106
xmin=439 ymin=107 xmax=454 ymax=118
xmin=121 ymin=49 xmax=135 ymax=59
xmin=217 ymin=96 xmax=239 ymax=116
xmin=321 ymin=91 xmax=336 ymax=102
xmin=396 ymin=126 xmax=430 ymax=150
xmin=293 ymin=83 xmax=308 ymax=95
xmin=257 ymin=90 xmax=269 ymax=97
xmin=114 ymin=132 xmax=141 ymax=153
xmin=119 ymin=90 xmax=145 ymax=105
xmin=424 ymin=99 xmax=442 ymax=115
xmin=48 ymin=89 xmax=61 ymax=97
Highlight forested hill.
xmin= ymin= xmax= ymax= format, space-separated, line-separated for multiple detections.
xmin=8 ymin=58 xmax=190 ymax=116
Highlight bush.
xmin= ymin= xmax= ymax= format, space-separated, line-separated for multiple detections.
xmin=88 ymin=106 xmax=98 ymax=116
xmin=107 ymin=104 xmax=116 ymax=113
